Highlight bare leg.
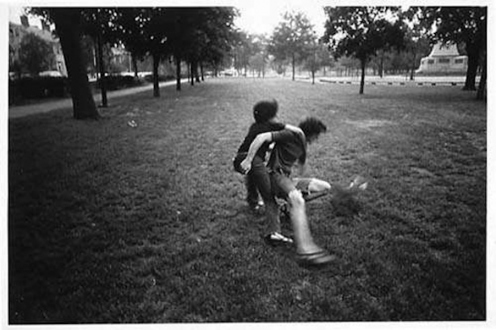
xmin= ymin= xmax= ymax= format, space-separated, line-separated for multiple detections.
xmin=304 ymin=179 xmax=331 ymax=202
xmin=287 ymin=189 xmax=322 ymax=254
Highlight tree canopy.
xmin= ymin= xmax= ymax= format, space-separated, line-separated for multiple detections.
xmin=407 ymin=6 xmax=486 ymax=96
xmin=268 ymin=11 xmax=317 ymax=81
xmin=28 ymin=7 xmax=238 ymax=118
xmin=323 ymin=6 xmax=406 ymax=94
xmin=18 ymin=32 xmax=55 ymax=75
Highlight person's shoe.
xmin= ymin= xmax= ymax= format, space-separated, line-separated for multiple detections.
xmin=348 ymin=175 xmax=368 ymax=192
xmin=296 ymin=249 xmax=337 ymax=268
xmin=249 ymin=200 xmax=265 ymax=215
xmin=264 ymin=232 xmax=294 ymax=246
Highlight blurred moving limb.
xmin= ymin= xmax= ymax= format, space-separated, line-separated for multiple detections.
xmin=293 ymin=175 xmax=368 ymax=203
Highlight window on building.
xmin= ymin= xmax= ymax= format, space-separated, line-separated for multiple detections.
xmin=438 ymin=58 xmax=450 ymax=64
xmin=428 ymin=60 xmax=435 ymax=64
xmin=455 ymin=59 xmax=464 ymax=64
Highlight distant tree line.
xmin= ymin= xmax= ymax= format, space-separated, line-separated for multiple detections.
xmin=23 ymin=6 xmax=485 ymax=119
xmin=322 ymin=6 xmax=486 ymax=98
xmin=232 ymin=6 xmax=485 ymax=99
xmin=29 ymin=7 xmax=238 ymax=119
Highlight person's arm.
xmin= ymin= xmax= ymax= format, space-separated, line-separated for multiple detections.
xmin=284 ymin=124 xmax=303 ymax=135
xmin=240 ymin=132 xmax=273 ymax=173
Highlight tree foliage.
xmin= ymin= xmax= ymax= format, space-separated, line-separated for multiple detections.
xmin=407 ymin=6 xmax=486 ymax=97
xmin=323 ymin=6 xmax=406 ymax=94
xmin=27 ymin=6 xmax=238 ymax=117
xmin=113 ymin=7 xmax=237 ymax=92
xmin=268 ymin=11 xmax=317 ymax=81
xmin=18 ymin=32 xmax=55 ymax=75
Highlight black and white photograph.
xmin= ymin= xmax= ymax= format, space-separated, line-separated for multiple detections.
xmin=3 ymin=0 xmax=493 ymax=327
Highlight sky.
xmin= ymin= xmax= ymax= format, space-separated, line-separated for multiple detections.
xmin=234 ymin=0 xmax=327 ymax=36
xmin=6 ymin=1 xmax=328 ymax=36
xmin=8 ymin=4 xmax=42 ymax=28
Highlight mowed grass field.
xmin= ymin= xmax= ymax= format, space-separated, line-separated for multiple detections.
xmin=8 ymin=78 xmax=486 ymax=323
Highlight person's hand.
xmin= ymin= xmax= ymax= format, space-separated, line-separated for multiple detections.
xmin=240 ymin=158 xmax=252 ymax=174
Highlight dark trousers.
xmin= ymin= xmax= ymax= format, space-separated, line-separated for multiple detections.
xmin=245 ymin=156 xmax=281 ymax=234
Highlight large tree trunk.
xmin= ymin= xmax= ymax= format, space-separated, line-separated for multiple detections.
xmin=476 ymin=52 xmax=486 ymax=100
xmin=175 ymin=55 xmax=181 ymax=91
xmin=52 ymin=8 xmax=99 ymax=119
xmin=359 ymin=59 xmax=366 ymax=94
xmin=463 ymin=44 xmax=479 ymax=91
xmin=152 ymin=53 xmax=160 ymax=97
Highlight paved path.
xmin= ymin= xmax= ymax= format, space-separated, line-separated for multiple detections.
xmin=9 ymin=79 xmax=185 ymax=119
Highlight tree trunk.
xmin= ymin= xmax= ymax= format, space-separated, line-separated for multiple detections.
xmin=200 ymin=62 xmax=204 ymax=81
xmin=186 ymin=62 xmax=191 ymax=82
xmin=195 ymin=62 xmax=200 ymax=83
xmin=152 ymin=53 xmax=160 ymax=97
xmin=359 ymin=59 xmax=366 ymax=94
xmin=379 ymin=54 xmax=384 ymax=78
xmin=190 ymin=62 xmax=194 ymax=86
xmin=96 ymin=33 xmax=107 ymax=107
xmin=409 ymin=53 xmax=416 ymax=81
xmin=312 ymin=70 xmax=315 ymax=85
xmin=175 ymin=55 xmax=181 ymax=91
xmin=292 ymin=53 xmax=295 ymax=81
xmin=132 ymin=53 xmax=138 ymax=77
xmin=464 ymin=45 xmax=479 ymax=91
xmin=476 ymin=52 xmax=486 ymax=100
xmin=52 ymin=8 xmax=99 ymax=119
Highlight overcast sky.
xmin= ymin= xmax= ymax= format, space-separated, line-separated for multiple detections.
xmin=234 ymin=0 xmax=327 ymax=36
xmin=7 ymin=1 xmax=327 ymax=36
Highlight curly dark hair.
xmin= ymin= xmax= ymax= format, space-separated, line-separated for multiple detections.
xmin=298 ymin=117 xmax=327 ymax=139
xmin=253 ymin=99 xmax=278 ymax=123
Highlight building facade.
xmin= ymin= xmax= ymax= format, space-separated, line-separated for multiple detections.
xmin=9 ymin=15 xmax=67 ymax=76
xmin=416 ymin=43 xmax=468 ymax=74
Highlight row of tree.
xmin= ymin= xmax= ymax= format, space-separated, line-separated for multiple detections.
xmin=30 ymin=7 xmax=238 ymax=119
xmin=323 ymin=6 xmax=486 ymax=97
xmin=232 ymin=7 xmax=486 ymax=98
xmin=28 ymin=7 xmax=485 ymax=119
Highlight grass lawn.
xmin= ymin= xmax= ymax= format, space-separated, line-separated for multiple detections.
xmin=8 ymin=77 xmax=486 ymax=323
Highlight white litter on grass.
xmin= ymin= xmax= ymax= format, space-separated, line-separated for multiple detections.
xmin=128 ymin=120 xmax=138 ymax=128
